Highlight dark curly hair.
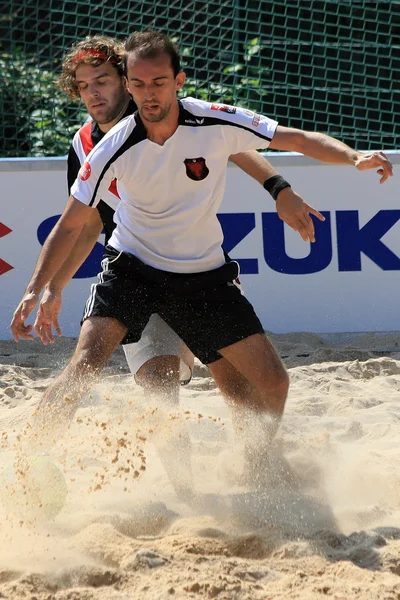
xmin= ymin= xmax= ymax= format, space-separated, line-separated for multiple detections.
xmin=58 ymin=35 xmax=125 ymax=100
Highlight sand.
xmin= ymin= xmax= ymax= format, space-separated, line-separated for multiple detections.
xmin=0 ymin=331 xmax=399 ymax=600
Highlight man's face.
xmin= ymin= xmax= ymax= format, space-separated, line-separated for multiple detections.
xmin=75 ymin=62 xmax=129 ymax=125
xmin=126 ymin=52 xmax=185 ymax=123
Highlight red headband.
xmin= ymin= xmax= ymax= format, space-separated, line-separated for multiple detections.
xmin=73 ymin=49 xmax=118 ymax=65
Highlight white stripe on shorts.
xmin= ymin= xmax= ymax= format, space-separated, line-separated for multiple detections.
xmin=82 ymin=252 xmax=122 ymax=320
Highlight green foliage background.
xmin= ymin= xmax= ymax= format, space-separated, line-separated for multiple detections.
xmin=1 ymin=39 xmax=265 ymax=157
xmin=0 ymin=0 xmax=397 ymax=157
xmin=1 ymin=52 xmax=87 ymax=157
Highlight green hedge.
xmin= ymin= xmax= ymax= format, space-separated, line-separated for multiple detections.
xmin=1 ymin=52 xmax=87 ymax=157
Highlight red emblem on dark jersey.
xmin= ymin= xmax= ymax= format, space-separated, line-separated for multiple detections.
xmin=79 ymin=161 xmax=91 ymax=181
xmin=184 ymin=157 xmax=209 ymax=181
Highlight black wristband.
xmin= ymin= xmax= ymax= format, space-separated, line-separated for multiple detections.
xmin=263 ymin=175 xmax=291 ymax=201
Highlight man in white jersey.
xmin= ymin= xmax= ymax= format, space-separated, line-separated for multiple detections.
xmin=36 ymin=36 xmax=323 ymax=388
xmin=11 ymin=31 xmax=393 ymax=492
xmin=31 ymin=35 xmax=323 ymax=500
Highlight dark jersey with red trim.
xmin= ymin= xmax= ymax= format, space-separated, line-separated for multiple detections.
xmin=67 ymin=99 xmax=136 ymax=244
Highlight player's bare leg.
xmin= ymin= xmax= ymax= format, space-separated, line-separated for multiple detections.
xmin=136 ymin=355 xmax=181 ymax=403
xmin=209 ymin=333 xmax=289 ymax=487
xmin=136 ymin=355 xmax=194 ymax=502
xmin=31 ymin=316 xmax=127 ymax=451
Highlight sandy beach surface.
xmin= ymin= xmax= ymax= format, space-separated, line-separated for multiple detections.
xmin=0 ymin=331 xmax=400 ymax=600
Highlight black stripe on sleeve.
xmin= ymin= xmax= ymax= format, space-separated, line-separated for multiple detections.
xmin=179 ymin=107 xmax=275 ymax=142
xmin=67 ymin=145 xmax=81 ymax=195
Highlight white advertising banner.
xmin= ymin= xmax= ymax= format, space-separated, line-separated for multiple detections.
xmin=0 ymin=153 xmax=398 ymax=340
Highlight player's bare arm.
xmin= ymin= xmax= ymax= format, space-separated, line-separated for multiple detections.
xmin=34 ymin=209 xmax=104 ymax=345
xmin=270 ymin=126 xmax=393 ymax=183
xmin=229 ymin=150 xmax=325 ymax=243
xmin=10 ymin=196 xmax=94 ymax=342
xmin=229 ymin=150 xmax=277 ymax=184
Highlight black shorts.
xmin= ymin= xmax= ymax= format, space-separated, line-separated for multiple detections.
xmin=82 ymin=246 xmax=264 ymax=365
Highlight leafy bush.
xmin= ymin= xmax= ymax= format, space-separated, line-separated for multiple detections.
xmin=1 ymin=39 xmax=266 ymax=158
xmin=0 ymin=51 xmax=87 ymax=157
xmin=179 ymin=38 xmax=269 ymax=110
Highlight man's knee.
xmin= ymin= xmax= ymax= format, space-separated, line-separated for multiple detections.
xmin=69 ymin=316 xmax=126 ymax=375
xmin=66 ymin=348 xmax=103 ymax=379
xmin=136 ymin=355 xmax=180 ymax=390
xmin=68 ymin=337 xmax=116 ymax=375
xmin=268 ymin=364 xmax=289 ymax=396
xmin=217 ymin=376 xmax=252 ymax=403
xmin=241 ymin=359 xmax=288 ymax=416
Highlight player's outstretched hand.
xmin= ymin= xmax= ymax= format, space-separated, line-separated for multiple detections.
xmin=355 ymin=151 xmax=393 ymax=184
xmin=34 ymin=289 xmax=62 ymax=345
xmin=10 ymin=292 xmax=39 ymax=342
xmin=276 ymin=187 xmax=325 ymax=243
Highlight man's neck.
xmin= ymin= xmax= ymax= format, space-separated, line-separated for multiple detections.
xmin=98 ymin=97 xmax=131 ymax=134
xmin=144 ymin=100 xmax=180 ymax=146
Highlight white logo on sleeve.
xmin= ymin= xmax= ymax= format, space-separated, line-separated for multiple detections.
xmin=79 ymin=161 xmax=91 ymax=181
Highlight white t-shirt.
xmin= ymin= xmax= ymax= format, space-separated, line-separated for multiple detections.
xmin=71 ymin=97 xmax=278 ymax=273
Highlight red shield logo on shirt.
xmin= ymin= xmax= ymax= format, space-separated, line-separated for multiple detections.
xmin=184 ymin=158 xmax=209 ymax=181
xmin=79 ymin=161 xmax=91 ymax=181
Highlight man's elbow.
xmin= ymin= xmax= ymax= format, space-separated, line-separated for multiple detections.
xmin=55 ymin=214 xmax=86 ymax=239
xmin=228 ymin=152 xmax=242 ymax=164
xmin=82 ymin=222 xmax=103 ymax=243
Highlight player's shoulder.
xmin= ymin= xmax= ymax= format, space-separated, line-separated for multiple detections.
xmin=180 ymin=97 xmax=236 ymax=119
xmin=102 ymin=113 xmax=137 ymax=139
xmin=180 ymin=97 xmax=273 ymax=129
xmin=69 ymin=121 xmax=93 ymax=158
xmin=71 ymin=120 xmax=92 ymax=144
xmin=87 ymin=114 xmax=140 ymax=159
